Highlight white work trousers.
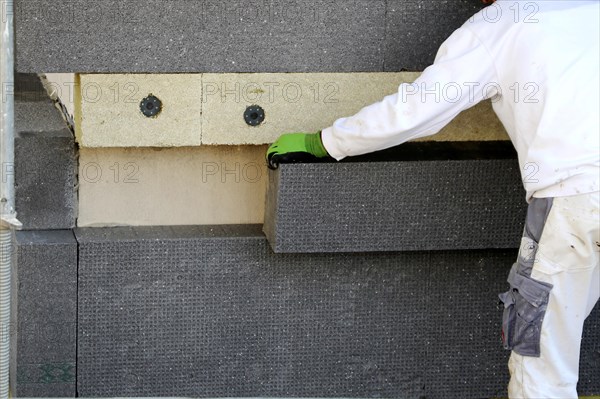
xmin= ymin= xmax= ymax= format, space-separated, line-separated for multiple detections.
xmin=507 ymin=191 xmax=600 ymax=399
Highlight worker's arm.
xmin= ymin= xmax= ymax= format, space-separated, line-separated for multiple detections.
xmin=322 ymin=26 xmax=499 ymax=160
xmin=267 ymin=24 xmax=498 ymax=167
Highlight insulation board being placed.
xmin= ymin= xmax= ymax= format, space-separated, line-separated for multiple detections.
xmin=265 ymin=144 xmax=527 ymax=253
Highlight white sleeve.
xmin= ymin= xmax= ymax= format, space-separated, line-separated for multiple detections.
xmin=321 ymin=26 xmax=499 ymax=160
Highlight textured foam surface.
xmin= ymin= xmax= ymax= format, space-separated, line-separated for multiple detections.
xmin=74 ymin=225 xmax=600 ymax=398
xmin=15 ymin=75 xmax=77 ymax=230
xmin=15 ymin=73 xmax=46 ymax=96
xmin=15 ymin=0 xmax=485 ymax=73
xmin=579 ymin=304 xmax=600 ymax=393
xmin=384 ymin=0 xmax=483 ymax=71
xmin=12 ymin=230 xmax=78 ymax=397
xmin=265 ymin=159 xmax=527 ymax=253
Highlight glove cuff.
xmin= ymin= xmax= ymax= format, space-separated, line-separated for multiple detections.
xmin=305 ymin=131 xmax=329 ymax=158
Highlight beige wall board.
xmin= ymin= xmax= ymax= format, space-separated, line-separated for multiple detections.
xmin=202 ymin=72 xmax=417 ymax=145
xmin=77 ymin=146 xmax=268 ymax=227
xmin=202 ymin=72 xmax=509 ymax=145
xmin=74 ymin=72 xmax=508 ymax=148
xmin=75 ymin=74 xmax=202 ymax=147
xmin=417 ymin=100 xmax=507 ymax=142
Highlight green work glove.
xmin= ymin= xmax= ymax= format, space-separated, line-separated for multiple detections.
xmin=266 ymin=132 xmax=329 ymax=169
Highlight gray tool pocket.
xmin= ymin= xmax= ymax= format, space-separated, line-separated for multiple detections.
xmin=499 ymin=264 xmax=553 ymax=357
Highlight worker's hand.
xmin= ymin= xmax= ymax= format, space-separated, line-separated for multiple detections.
xmin=266 ymin=132 xmax=330 ymax=169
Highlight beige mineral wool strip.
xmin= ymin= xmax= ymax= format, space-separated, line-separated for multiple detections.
xmin=75 ymin=74 xmax=203 ymax=147
xmin=74 ymin=73 xmax=508 ymax=147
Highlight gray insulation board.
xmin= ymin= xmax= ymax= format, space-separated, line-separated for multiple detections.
xmin=12 ymin=230 xmax=78 ymax=397
xmin=15 ymin=74 xmax=77 ymax=230
xmin=75 ymin=225 xmax=600 ymax=398
xmin=15 ymin=73 xmax=46 ymax=95
xmin=265 ymin=160 xmax=527 ymax=253
xmin=15 ymin=0 xmax=484 ymax=73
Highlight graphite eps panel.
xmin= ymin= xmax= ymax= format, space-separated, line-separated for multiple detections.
xmin=265 ymin=155 xmax=527 ymax=253
xmin=15 ymin=0 xmax=486 ymax=73
xmin=73 ymin=224 xmax=600 ymax=397
xmin=15 ymin=75 xmax=77 ymax=230
xmin=13 ymin=230 xmax=78 ymax=397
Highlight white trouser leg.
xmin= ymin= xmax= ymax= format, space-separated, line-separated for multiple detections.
xmin=508 ymin=192 xmax=600 ymax=399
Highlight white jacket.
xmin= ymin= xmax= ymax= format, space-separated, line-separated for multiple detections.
xmin=321 ymin=0 xmax=600 ymax=201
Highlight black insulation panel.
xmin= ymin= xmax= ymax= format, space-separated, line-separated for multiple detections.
xmin=265 ymin=158 xmax=527 ymax=253
xmin=15 ymin=0 xmax=485 ymax=73
xmin=74 ymin=225 xmax=600 ymax=398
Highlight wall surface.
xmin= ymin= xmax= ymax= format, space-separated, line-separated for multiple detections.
xmin=10 ymin=225 xmax=598 ymax=397
xmin=16 ymin=3 xmax=598 ymax=398
xmin=73 ymin=225 xmax=600 ymax=398
xmin=73 ymin=71 xmax=509 ymax=228
xmin=15 ymin=0 xmax=486 ymax=73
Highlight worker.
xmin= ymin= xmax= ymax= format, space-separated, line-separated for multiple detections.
xmin=266 ymin=1 xmax=599 ymax=398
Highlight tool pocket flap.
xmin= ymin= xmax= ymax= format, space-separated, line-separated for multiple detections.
xmin=507 ymin=268 xmax=552 ymax=308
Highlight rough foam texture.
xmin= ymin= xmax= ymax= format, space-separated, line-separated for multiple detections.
xmin=15 ymin=74 xmax=77 ymax=230
xmin=12 ymin=230 xmax=78 ymax=397
xmin=384 ymin=0 xmax=483 ymax=71
xmin=74 ymin=225 xmax=599 ymax=398
xmin=15 ymin=73 xmax=46 ymax=96
xmin=15 ymin=0 xmax=485 ymax=73
xmin=265 ymin=157 xmax=527 ymax=253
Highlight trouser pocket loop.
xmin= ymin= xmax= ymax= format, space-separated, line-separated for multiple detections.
xmin=499 ymin=263 xmax=553 ymax=357
xmin=499 ymin=288 xmax=516 ymax=350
